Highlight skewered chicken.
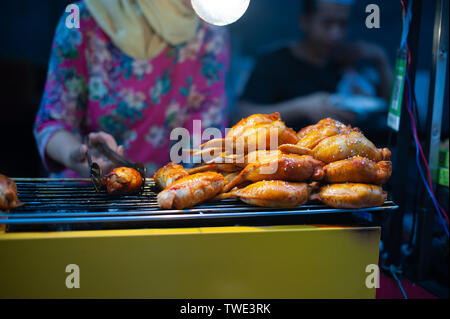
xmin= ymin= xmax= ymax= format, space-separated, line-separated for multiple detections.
xmin=219 ymin=181 xmax=316 ymax=208
xmin=157 ymin=172 xmax=224 ymax=209
xmin=0 ymin=174 xmax=22 ymax=211
xmin=312 ymin=183 xmax=387 ymax=209
xmin=154 ymin=162 xmax=189 ymax=189
xmin=103 ymin=167 xmax=143 ymax=195
xmin=312 ymin=131 xmax=391 ymax=163
xmin=222 ymin=154 xmax=324 ymax=193
xmin=324 ymin=157 xmax=392 ymax=184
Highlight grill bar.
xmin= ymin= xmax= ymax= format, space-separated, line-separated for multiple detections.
xmin=1 ymin=178 xmax=398 ymax=228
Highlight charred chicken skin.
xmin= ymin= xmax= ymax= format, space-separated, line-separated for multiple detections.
xmin=157 ymin=172 xmax=224 ymax=209
xmin=222 ymin=154 xmax=324 ymax=193
xmin=312 ymin=131 xmax=391 ymax=163
xmin=219 ymin=180 xmax=315 ymax=208
xmin=324 ymin=157 xmax=392 ymax=185
xmin=313 ymin=183 xmax=387 ymax=209
xmin=0 ymin=174 xmax=22 ymax=211
xmin=103 ymin=167 xmax=143 ymax=195
xmin=154 ymin=162 xmax=189 ymax=189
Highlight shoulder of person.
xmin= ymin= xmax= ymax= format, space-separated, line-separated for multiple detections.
xmin=199 ymin=21 xmax=230 ymax=41
xmin=56 ymin=1 xmax=97 ymax=34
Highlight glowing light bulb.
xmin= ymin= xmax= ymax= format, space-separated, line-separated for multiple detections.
xmin=191 ymin=0 xmax=250 ymax=26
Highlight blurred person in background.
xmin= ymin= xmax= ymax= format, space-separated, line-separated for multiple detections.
xmin=237 ymin=0 xmax=393 ymax=131
xmin=34 ymin=0 xmax=229 ymax=177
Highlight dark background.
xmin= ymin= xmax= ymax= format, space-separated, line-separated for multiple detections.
xmin=0 ymin=0 xmax=447 ymax=177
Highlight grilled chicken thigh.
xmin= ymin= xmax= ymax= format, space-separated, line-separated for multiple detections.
xmin=0 ymin=174 xmax=22 ymax=211
xmin=324 ymin=157 xmax=392 ymax=184
xmin=222 ymin=154 xmax=324 ymax=193
xmin=103 ymin=167 xmax=143 ymax=195
xmin=312 ymin=131 xmax=391 ymax=163
xmin=154 ymin=162 xmax=189 ymax=189
xmin=157 ymin=172 xmax=224 ymax=209
xmin=219 ymin=180 xmax=315 ymax=208
xmin=313 ymin=183 xmax=387 ymax=209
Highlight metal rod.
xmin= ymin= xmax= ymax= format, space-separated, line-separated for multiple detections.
xmin=415 ymin=0 xmax=448 ymax=281
xmin=387 ymin=0 xmax=423 ymax=267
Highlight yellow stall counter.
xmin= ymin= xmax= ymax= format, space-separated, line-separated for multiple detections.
xmin=0 ymin=225 xmax=380 ymax=299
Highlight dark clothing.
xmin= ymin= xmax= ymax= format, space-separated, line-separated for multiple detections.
xmin=241 ymin=47 xmax=343 ymax=129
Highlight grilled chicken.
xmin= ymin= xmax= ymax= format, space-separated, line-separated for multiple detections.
xmin=297 ymin=118 xmax=349 ymax=139
xmin=313 ymin=183 xmax=387 ymax=209
xmin=281 ymin=118 xmax=355 ymax=155
xmin=0 ymin=174 xmax=22 ymax=211
xmin=187 ymin=163 xmax=241 ymax=175
xmin=312 ymin=131 xmax=391 ymax=163
xmin=222 ymin=154 xmax=324 ymax=193
xmin=157 ymin=172 xmax=224 ymax=209
xmin=324 ymin=157 xmax=392 ymax=184
xmin=103 ymin=167 xmax=143 ymax=195
xmin=191 ymin=113 xmax=298 ymax=162
xmin=154 ymin=162 xmax=189 ymax=189
xmin=200 ymin=113 xmax=281 ymax=150
xmin=192 ymin=120 xmax=298 ymax=159
xmin=219 ymin=180 xmax=315 ymax=208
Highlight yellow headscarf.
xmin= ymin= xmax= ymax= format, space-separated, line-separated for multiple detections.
xmin=85 ymin=0 xmax=199 ymax=60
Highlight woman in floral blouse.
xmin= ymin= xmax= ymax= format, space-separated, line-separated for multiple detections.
xmin=34 ymin=0 xmax=229 ymax=177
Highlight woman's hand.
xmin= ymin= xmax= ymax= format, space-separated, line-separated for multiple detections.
xmin=86 ymin=132 xmax=125 ymax=175
xmin=47 ymin=130 xmax=124 ymax=177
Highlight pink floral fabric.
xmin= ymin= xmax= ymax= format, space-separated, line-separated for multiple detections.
xmin=34 ymin=2 xmax=229 ymax=177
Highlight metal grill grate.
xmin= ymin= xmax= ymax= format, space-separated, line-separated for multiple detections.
xmin=0 ymin=178 xmax=398 ymax=231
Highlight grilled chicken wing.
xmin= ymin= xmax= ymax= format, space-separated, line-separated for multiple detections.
xmin=324 ymin=157 xmax=392 ymax=184
xmin=154 ymin=163 xmax=189 ymax=189
xmin=157 ymin=172 xmax=224 ymax=209
xmin=222 ymin=154 xmax=324 ymax=193
xmin=219 ymin=180 xmax=315 ymax=208
xmin=103 ymin=167 xmax=143 ymax=195
xmin=313 ymin=183 xmax=387 ymax=209
xmin=312 ymin=131 xmax=391 ymax=163
xmin=0 ymin=174 xmax=22 ymax=211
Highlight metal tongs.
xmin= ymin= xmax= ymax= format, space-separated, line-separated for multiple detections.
xmin=85 ymin=137 xmax=146 ymax=192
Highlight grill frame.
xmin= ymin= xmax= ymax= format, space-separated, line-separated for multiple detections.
xmin=1 ymin=178 xmax=398 ymax=231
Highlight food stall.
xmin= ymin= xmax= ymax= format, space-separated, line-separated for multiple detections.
xmin=0 ymin=0 xmax=448 ymax=301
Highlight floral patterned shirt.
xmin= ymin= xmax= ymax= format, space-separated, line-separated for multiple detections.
xmin=34 ymin=2 xmax=229 ymax=177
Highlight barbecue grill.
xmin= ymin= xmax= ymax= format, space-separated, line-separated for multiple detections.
xmin=0 ymin=178 xmax=398 ymax=232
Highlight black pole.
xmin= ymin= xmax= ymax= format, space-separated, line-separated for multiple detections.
xmin=386 ymin=0 xmax=422 ymax=267
xmin=414 ymin=0 xmax=448 ymax=281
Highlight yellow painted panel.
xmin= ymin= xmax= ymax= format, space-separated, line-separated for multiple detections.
xmin=0 ymin=225 xmax=380 ymax=299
